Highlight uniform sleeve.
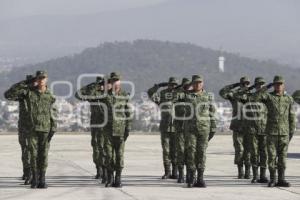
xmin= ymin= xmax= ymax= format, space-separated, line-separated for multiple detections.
xmin=219 ymin=83 xmax=238 ymax=100
xmin=4 ymin=81 xmax=28 ymax=101
xmin=289 ymin=98 xmax=296 ymax=137
xmin=147 ymin=84 xmax=160 ymax=105
xmin=125 ymin=95 xmax=133 ymax=131
xmin=75 ymin=83 xmax=96 ymax=101
xmin=209 ymin=95 xmax=217 ymax=133
xmin=50 ymin=96 xmax=58 ymax=132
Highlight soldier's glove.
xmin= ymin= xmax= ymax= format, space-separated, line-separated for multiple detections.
xmin=158 ymin=82 xmax=169 ymax=87
xmin=266 ymin=83 xmax=274 ymax=89
xmin=124 ymin=129 xmax=130 ymax=142
xmin=208 ymin=131 xmax=215 ymax=141
xmin=48 ymin=131 xmax=55 ymax=142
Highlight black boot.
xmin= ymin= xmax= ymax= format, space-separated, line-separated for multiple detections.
xmin=38 ymin=171 xmax=48 ymax=189
xmin=251 ymin=167 xmax=258 ymax=183
xmin=114 ymin=170 xmax=122 ymax=188
xmin=238 ymin=164 xmax=244 ymax=179
xmin=276 ymin=168 xmax=290 ymax=187
xmin=162 ymin=165 xmax=171 ymax=179
xmin=268 ymin=168 xmax=276 ymax=187
xmin=187 ymin=170 xmax=195 ymax=188
xmin=101 ymin=167 xmax=107 ymax=184
xmin=177 ymin=167 xmax=184 ymax=183
xmin=185 ymin=168 xmax=190 ymax=183
xmin=30 ymin=170 xmax=38 ymax=189
xmin=194 ymin=169 xmax=206 ymax=188
xmin=24 ymin=168 xmax=32 ymax=185
xmin=105 ymin=171 xmax=114 ymax=187
xmin=244 ymin=165 xmax=251 ymax=179
xmin=95 ymin=165 xmax=101 ymax=179
xmin=171 ymin=165 xmax=178 ymax=179
xmin=258 ymin=168 xmax=268 ymax=183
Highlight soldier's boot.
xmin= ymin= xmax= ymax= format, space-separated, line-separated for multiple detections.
xmin=24 ymin=168 xmax=32 ymax=185
xmin=258 ymin=168 xmax=268 ymax=183
xmin=251 ymin=167 xmax=258 ymax=183
xmin=194 ymin=169 xmax=206 ymax=188
xmin=171 ymin=165 xmax=178 ymax=179
xmin=244 ymin=165 xmax=251 ymax=179
xmin=38 ymin=171 xmax=48 ymax=189
xmin=114 ymin=170 xmax=122 ymax=188
xmin=101 ymin=167 xmax=107 ymax=184
xmin=185 ymin=168 xmax=190 ymax=183
xmin=177 ymin=167 xmax=184 ymax=183
xmin=95 ymin=165 xmax=101 ymax=179
xmin=161 ymin=165 xmax=171 ymax=179
xmin=105 ymin=171 xmax=114 ymax=187
xmin=30 ymin=170 xmax=38 ymax=189
xmin=97 ymin=166 xmax=103 ymax=180
xmin=238 ymin=164 xmax=244 ymax=179
xmin=276 ymin=168 xmax=290 ymax=187
xmin=268 ymin=168 xmax=276 ymax=187
xmin=187 ymin=170 xmax=195 ymax=188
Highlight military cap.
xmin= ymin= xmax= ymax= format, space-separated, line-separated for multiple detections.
xmin=110 ymin=72 xmax=121 ymax=81
xmin=181 ymin=77 xmax=191 ymax=86
xmin=96 ymin=76 xmax=104 ymax=84
xmin=192 ymin=75 xmax=203 ymax=83
xmin=254 ymin=77 xmax=266 ymax=85
xmin=240 ymin=76 xmax=250 ymax=84
xmin=26 ymin=75 xmax=34 ymax=80
xmin=168 ymin=77 xmax=178 ymax=85
xmin=36 ymin=70 xmax=48 ymax=79
xmin=273 ymin=75 xmax=285 ymax=84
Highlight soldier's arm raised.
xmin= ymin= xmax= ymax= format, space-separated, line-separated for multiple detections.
xmin=147 ymin=84 xmax=161 ymax=105
xmin=74 ymin=83 xmax=96 ymax=101
xmin=4 ymin=80 xmax=29 ymax=101
xmin=219 ymin=83 xmax=240 ymax=100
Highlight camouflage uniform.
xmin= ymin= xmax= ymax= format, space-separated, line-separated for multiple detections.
xmin=148 ymin=77 xmax=178 ymax=179
xmin=292 ymin=90 xmax=300 ymax=104
xmin=75 ymin=77 xmax=106 ymax=180
xmin=5 ymin=71 xmax=57 ymax=189
xmin=4 ymin=75 xmax=34 ymax=184
xmin=184 ymin=75 xmax=216 ymax=188
xmin=103 ymin=72 xmax=132 ymax=188
xmin=219 ymin=77 xmax=252 ymax=179
xmin=255 ymin=76 xmax=295 ymax=187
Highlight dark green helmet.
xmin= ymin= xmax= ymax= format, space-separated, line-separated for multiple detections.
xmin=181 ymin=77 xmax=191 ymax=86
xmin=254 ymin=77 xmax=266 ymax=86
xmin=240 ymin=76 xmax=250 ymax=84
xmin=273 ymin=75 xmax=285 ymax=84
xmin=110 ymin=72 xmax=121 ymax=82
xmin=168 ymin=77 xmax=178 ymax=85
xmin=36 ymin=70 xmax=48 ymax=79
xmin=192 ymin=75 xmax=203 ymax=83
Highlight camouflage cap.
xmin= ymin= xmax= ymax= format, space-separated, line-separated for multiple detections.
xmin=181 ymin=77 xmax=191 ymax=86
xmin=36 ymin=70 xmax=48 ymax=79
xmin=254 ymin=77 xmax=266 ymax=85
xmin=26 ymin=74 xmax=34 ymax=80
xmin=168 ymin=77 xmax=178 ymax=85
xmin=192 ymin=75 xmax=203 ymax=83
xmin=240 ymin=76 xmax=250 ymax=84
xmin=110 ymin=72 xmax=121 ymax=82
xmin=273 ymin=75 xmax=285 ymax=84
xmin=96 ymin=76 xmax=104 ymax=84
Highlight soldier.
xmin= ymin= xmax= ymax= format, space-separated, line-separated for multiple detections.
xmin=5 ymin=71 xmax=57 ymax=189
xmin=173 ymin=77 xmax=192 ymax=183
xmin=234 ymin=77 xmax=269 ymax=183
xmin=4 ymin=75 xmax=36 ymax=185
xmin=147 ymin=77 xmax=178 ymax=179
xmin=255 ymin=76 xmax=295 ymax=187
xmin=219 ymin=77 xmax=252 ymax=179
xmin=184 ymin=75 xmax=216 ymax=188
xmin=103 ymin=72 xmax=132 ymax=188
xmin=292 ymin=90 xmax=300 ymax=104
xmin=75 ymin=76 xmax=107 ymax=182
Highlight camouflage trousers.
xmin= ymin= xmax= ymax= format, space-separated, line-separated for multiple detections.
xmin=249 ymin=134 xmax=268 ymax=168
xmin=185 ymin=132 xmax=209 ymax=172
xmin=232 ymin=131 xmax=251 ymax=166
xmin=267 ymin=135 xmax=289 ymax=171
xmin=29 ymin=131 xmax=50 ymax=173
xmin=91 ymin=128 xmax=105 ymax=168
xmin=104 ymin=134 xmax=124 ymax=172
xmin=18 ymin=131 xmax=31 ymax=173
xmin=175 ymin=123 xmax=186 ymax=169
xmin=161 ymin=131 xmax=177 ymax=168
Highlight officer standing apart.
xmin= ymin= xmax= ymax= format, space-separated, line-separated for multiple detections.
xmin=219 ymin=77 xmax=252 ymax=179
xmin=5 ymin=71 xmax=57 ymax=189
xmin=184 ymin=75 xmax=216 ymax=188
xmin=103 ymin=72 xmax=132 ymax=188
xmin=255 ymin=76 xmax=295 ymax=187
xmin=147 ymin=77 xmax=178 ymax=179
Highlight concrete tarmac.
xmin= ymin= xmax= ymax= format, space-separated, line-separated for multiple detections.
xmin=0 ymin=134 xmax=299 ymax=200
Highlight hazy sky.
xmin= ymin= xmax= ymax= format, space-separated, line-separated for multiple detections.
xmin=0 ymin=0 xmax=169 ymax=19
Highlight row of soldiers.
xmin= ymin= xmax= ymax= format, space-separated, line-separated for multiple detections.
xmin=147 ymin=75 xmax=300 ymax=188
xmin=4 ymin=71 xmax=132 ymax=189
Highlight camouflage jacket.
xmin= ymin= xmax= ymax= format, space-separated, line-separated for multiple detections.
xmin=147 ymin=85 xmax=176 ymax=133
xmin=4 ymin=81 xmax=57 ymax=133
xmin=233 ymin=89 xmax=268 ymax=135
xmin=183 ymin=90 xmax=216 ymax=135
xmin=219 ymin=84 xmax=245 ymax=132
xmin=255 ymin=91 xmax=296 ymax=136
xmin=173 ymin=87 xmax=189 ymax=132
xmin=75 ymin=83 xmax=106 ymax=126
xmin=102 ymin=89 xmax=132 ymax=137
